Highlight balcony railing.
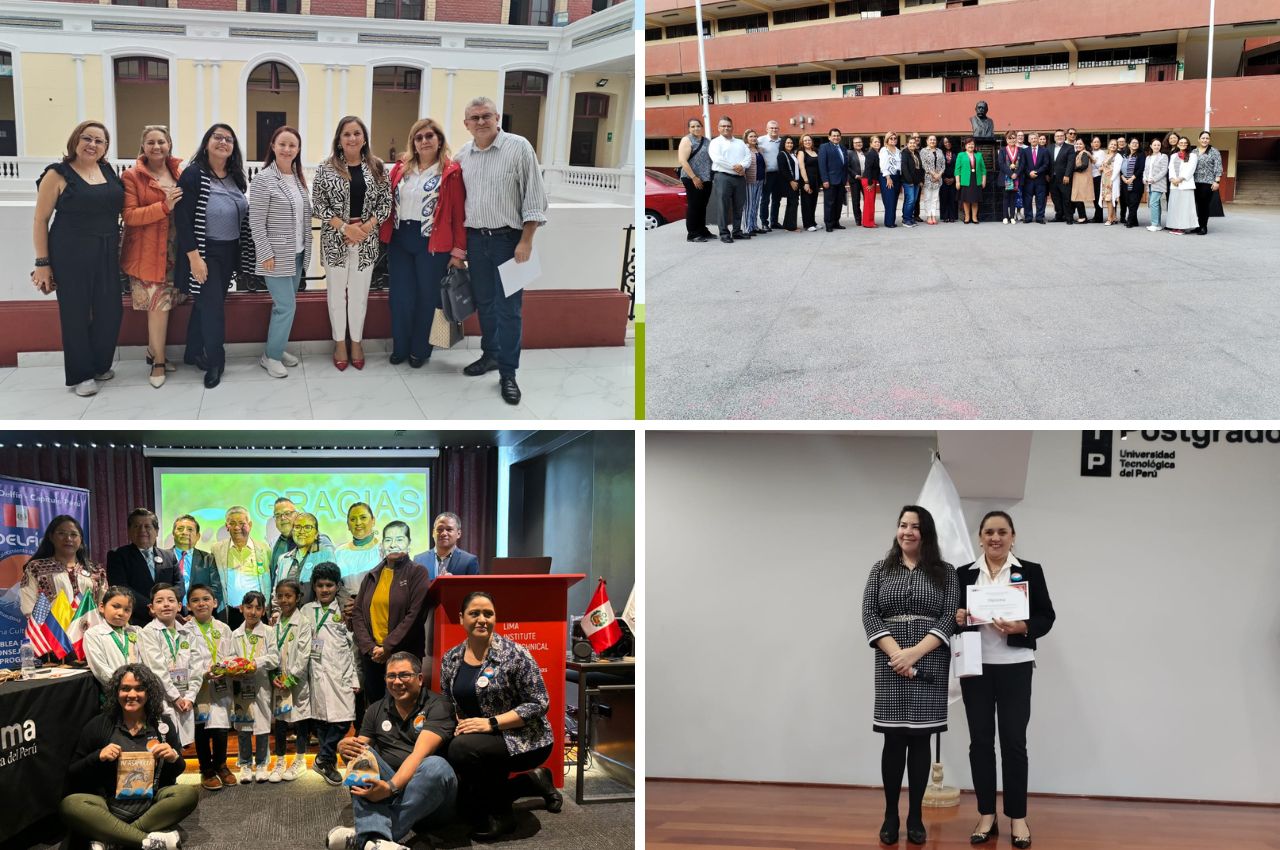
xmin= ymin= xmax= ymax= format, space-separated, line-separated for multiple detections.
xmin=541 ymin=165 xmax=634 ymax=201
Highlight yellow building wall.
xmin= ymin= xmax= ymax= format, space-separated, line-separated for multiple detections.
xmin=371 ymin=90 xmax=420 ymax=161
xmin=21 ymin=54 xmax=82 ymax=157
xmin=115 ymin=81 xmax=169 ymax=160
xmin=172 ymin=60 xmax=199 ymax=160
xmin=213 ymin=61 xmax=244 ymax=131
xmin=445 ymin=70 xmax=500 ymax=149
xmin=569 ymin=73 xmax=628 ymax=168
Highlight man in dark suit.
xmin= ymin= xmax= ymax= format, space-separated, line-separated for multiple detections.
xmin=412 ymin=512 xmax=480 ymax=581
xmin=844 ymin=136 xmax=868 ymax=224
xmin=1022 ymin=133 xmax=1049 ymax=224
xmin=817 ymin=128 xmax=848 ymax=232
xmin=1048 ymin=129 xmax=1073 ymax=223
xmin=106 ymin=508 xmax=179 ymax=625
xmin=166 ymin=513 xmax=221 ymax=618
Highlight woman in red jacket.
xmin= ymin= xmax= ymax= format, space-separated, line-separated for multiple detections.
xmin=379 ymin=117 xmax=467 ymax=368
xmin=121 ymin=126 xmax=184 ymax=388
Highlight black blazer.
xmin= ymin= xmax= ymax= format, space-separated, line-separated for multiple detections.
xmin=862 ymin=149 xmax=882 ymax=182
xmin=777 ymin=149 xmax=800 ymax=183
xmin=1049 ymin=143 xmax=1075 ymax=182
xmin=1023 ymin=146 xmax=1050 ymax=184
xmin=845 ymin=148 xmax=869 ymax=182
xmin=955 ymin=558 xmax=1056 ymax=651
xmin=107 ymin=544 xmax=180 ymax=625
xmin=900 ymin=150 xmax=924 ymax=186
xmin=1118 ymin=151 xmax=1147 ymax=189
xmin=165 ymin=546 xmax=222 ymax=611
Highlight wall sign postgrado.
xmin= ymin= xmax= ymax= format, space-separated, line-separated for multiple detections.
xmin=1081 ymin=430 xmax=1280 ymax=480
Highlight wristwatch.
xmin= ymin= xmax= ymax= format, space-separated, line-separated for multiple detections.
xmin=387 ymin=778 xmax=400 ymax=796
xmin=488 ymin=716 xmax=499 ymax=732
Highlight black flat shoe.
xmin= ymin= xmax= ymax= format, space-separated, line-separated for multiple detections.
xmin=719 ymin=235 xmax=733 ymax=244
xmin=408 ymin=356 xmax=426 ymax=369
xmin=971 ymin=818 xmax=999 ymax=844
xmin=906 ymin=821 xmax=927 ymax=845
xmin=470 ymin=812 xmax=516 ymax=842
xmin=1011 ymin=822 xmax=1032 ymax=849
xmin=527 ymin=766 xmax=563 ymax=813
xmin=879 ymin=818 xmax=899 ymax=845
xmin=185 ymin=354 xmax=208 ymax=371
xmin=389 ymin=353 xmax=406 ymax=365
xmin=463 ymin=355 xmax=499 ymax=376
xmin=500 ymin=375 xmax=521 ymax=405
xmin=203 ymin=367 xmax=222 ymax=389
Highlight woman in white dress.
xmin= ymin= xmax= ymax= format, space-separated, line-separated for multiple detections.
xmin=1165 ymin=136 xmax=1199 ymax=234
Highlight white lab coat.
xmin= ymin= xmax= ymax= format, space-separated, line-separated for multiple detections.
xmin=84 ymin=622 xmax=142 ymax=688
xmin=190 ymin=617 xmax=236 ymax=730
xmin=140 ymin=619 xmax=202 ymax=746
xmin=272 ymin=611 xmax=314 ymax=722
xmin=230 ymin=621 xmax=280 ymax=734
xmin=301 ymin=600 xmax=356 ymax=723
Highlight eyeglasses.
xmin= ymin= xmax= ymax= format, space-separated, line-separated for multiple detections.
xmin=210 ymin=133 xmax=234 ymax=145
xmin=464 ymin=113 xmax=496 ymax=124
xmin=273 ymin=510 xmax=296 ymax=519
xmin=80 ymin=135 xmax=107 ymax=147
xmin=384 ymin=672 xmax=416 ymax=681
xmin=293 ymin=523 xmax=317 ymax=532
xmin=54 ymin=530 xmax=82 ymax=539
xmin=413 ymin=132 xmax=437 ymax=143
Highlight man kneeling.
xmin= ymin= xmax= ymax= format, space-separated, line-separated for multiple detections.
xmin=328 ymin=653 xmax=457 ymax=850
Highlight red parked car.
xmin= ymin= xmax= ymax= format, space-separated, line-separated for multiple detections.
xmin=645 ymin=169 xmax=686 ymax=230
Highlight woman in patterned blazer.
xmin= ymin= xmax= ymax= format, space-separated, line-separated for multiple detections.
xmin=441 ymin=590 xmax=562 ymax=841
xmin=954 ymin=511 xmax=1056 ymax=849
xmin=311 ymin=116 xmax=392 ymax=371
xmin=862 ymin=505 xmax=959 ymax=846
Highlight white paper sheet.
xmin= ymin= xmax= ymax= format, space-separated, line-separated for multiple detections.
xmin=498 ymin=245 xmax=542 ymax=297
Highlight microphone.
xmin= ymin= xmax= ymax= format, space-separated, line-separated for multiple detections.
xmin=909 ymin=667 xmax=935 ymax=683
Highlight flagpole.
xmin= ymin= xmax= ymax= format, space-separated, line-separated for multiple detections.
xmin=695 ymin=0 xmax=711 ymax=133
xmin=1204 ymin=0 xmax=1215 ymax=132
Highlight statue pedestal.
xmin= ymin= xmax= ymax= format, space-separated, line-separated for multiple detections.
xmin=972 ymin=138 xmax=1005 ymax=223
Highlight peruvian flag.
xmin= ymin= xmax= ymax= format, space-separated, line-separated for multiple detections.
xmin=581 ymin=578 xmax=622 ymax=653
xmin=3 ymin=503 xmax=40 ymax=529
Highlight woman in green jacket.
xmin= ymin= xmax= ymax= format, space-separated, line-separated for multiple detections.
xmin=955 ymin=137 xmax=987 ymax=224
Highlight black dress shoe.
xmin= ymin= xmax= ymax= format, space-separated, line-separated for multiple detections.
xmin=970 ymin=818 xmax=999 ymax=844
xmin=470 ymin=812 xmax=516 ymax=842
xmin=203 ymin=367 xmax=222 ymax=389
xmin=691 ymin=235 xmax=707 ymax=242
xmin=389 ymin=353 xmax=406 ymax=365
xmin=463 ymin=355 xmax=499 ymax=376
xmin=185 ymin=354 xmax=208 ymax=371
xmin=736 ymin=232 xmax=752 ymax=239
xmin=833 ymin=223 xmax=847 ymax=230
xmin=527 ymin=766 xmax=563 ymax=813
xmin=409 ymin=356 xmax=426 ymax=369
xmin=879 ymin=818 xmax=899 ymax=845
xmin=825 ymin=227 xmax=834 ymax=232
xmin=719 ymin=235 xmax=733 ymax=244
xmin=499 ymin=375 xmax=521 ymax=405
xmin=906 ymin=821 xmax=927 ymax=845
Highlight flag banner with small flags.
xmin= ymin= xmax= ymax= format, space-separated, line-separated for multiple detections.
xmin=26 ymin=593 xmax=68 ymax=660
xmin=582 ymin=577 xmax=623 ymax=653
xmin=68 ymin=588 xmax=102 ymax=660
xmin=916 ymin=452 xmax=975 ymax=705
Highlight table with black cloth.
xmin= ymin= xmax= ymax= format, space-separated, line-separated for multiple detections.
xmin=0 ymin=669 xmax=100 ymax=845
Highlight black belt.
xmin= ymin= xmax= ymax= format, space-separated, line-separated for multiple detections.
xmin=467 ymin=226 xmax=521 ymax=236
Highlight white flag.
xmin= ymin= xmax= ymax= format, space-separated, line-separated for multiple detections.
xmin=916 ymin=452 xmax=974 ymax=705
xmin=621 ymin=584 xmax=636 ymax=640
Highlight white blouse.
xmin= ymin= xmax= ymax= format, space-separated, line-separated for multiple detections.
xmin=973 ymin=554 xmax=1035 ymax=665
xmin=396 ymin=162 xmax=442 ymax=236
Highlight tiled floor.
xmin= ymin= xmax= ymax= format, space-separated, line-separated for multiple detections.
xmin=0 ymin=338 xmax=635 ymax=420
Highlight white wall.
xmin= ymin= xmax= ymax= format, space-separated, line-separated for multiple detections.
xmin=900 ymin=78 xmax=942 ymax=96
xmin=647 ymin=430 xmax=1280 ymax=803
xmin=775 ymin=84 xmax=835 ymax=103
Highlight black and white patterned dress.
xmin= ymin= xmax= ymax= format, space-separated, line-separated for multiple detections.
xmin=862 ymin=559 xmax=960 ymax=735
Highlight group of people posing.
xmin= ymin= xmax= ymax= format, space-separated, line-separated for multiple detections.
xmin=677 ymin=118 xmax=1225 ymax=239
xmin=861 ymin=506 xmax=1056 ymax=848
xmin=21 ymin=503 xmax=557 ymax=849
xmin=31 ymin=96 xmax=546 ymax=405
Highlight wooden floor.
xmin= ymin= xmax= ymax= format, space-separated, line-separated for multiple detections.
xmin=646 ymin=780 xmax=1280 ymax=850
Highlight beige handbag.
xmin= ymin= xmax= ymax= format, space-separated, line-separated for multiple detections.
xmin=428 ymin=307 xmax=464 ymax=348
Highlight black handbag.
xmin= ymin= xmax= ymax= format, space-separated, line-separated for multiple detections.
xmin=440 ymin=265 xmax=475 ymax=323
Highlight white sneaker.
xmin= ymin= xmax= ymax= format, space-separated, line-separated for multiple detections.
xmin=238 ymin=765 xmax=254 ymax=784
xmin=259 ymin=355 xmax=288 ymax=378
xmin=142 ymin=831 xmax=180 ymax=850
xmin=90 ymin=842 xmax=116 ymax=850
xmin=268 ymin=761 xmax=284 ymax=783
xmin=74 ymin=380 xmax=99 ymax=397
xmin=327 ymin=826 xmax=358 ymax=850
xmin=364 ymin=841 xmax=409 ymax=850
xmin=1146 ymin=225 xmax=1158 ymax=231
xmin=806 ymin=226 xmax=817 ymax=232
xmin=282 ymin=757 xmax=305 ymax=781
xmin=255 ymin=765 xmax=269 ymax=782
xmin=280 ymin=351 xmax=301 ymax=367
xmin=94 ymin=369 xmax=115 ymax=381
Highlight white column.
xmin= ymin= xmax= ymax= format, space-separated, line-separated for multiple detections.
xmin=619 ymin=75 xmax=633 ymax=169
xmin=73 ymin=55 xmax=86 ymax=122
xmin=210 ymin=61 xmax=221 ymax=124
xmin=194 ymin=62 xmax=206 ymax=131
xmin=323 ymin=65 xmax=335 ymax=161
xmin=495 ymin=70 xmax=507 ymax=117
xmin=338 ymin=66 xmax=349 ymax=119
xmin=445 ymin=69 xmax=457 ymax=131
xmin=541 ymin=71 xmax=559 ymax=163
xmin=556 ymin=72 xmax=574 ymax=166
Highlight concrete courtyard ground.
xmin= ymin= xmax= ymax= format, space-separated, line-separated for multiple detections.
xmin=644 ymin=202 xmax=1280 ymax=419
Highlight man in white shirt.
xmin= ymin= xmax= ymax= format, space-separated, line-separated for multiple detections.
xmin=756 ymin=120 xmax=782 ymax=232
xmin=707 ymin=116 xmax=752 ymax=244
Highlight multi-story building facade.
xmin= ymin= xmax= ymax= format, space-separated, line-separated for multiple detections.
xmin=645 ymin=0 xmax=1280 ymax=201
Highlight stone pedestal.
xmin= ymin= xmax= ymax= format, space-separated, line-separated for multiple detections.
xmin=972 ymin=138 xmax=1006 ymax=222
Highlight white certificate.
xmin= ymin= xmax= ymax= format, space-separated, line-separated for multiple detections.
xmin=966 ymin=583 xmax=1030 ymax=626
xmin=498 ymin=245 xmax=542 ymax=297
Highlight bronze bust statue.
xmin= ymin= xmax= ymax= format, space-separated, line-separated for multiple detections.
xmin=970 ymin=100 xmax=994 ymax=139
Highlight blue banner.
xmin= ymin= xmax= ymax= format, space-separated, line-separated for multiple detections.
xmin=0 ymin=474 xmax=91 ymax=669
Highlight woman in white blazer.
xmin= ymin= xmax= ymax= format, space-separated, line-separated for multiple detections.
xmin=1165 ymin=137 xmax=1199 ymax=233
xmin=249 ymin=126 xmax=313 ymax=378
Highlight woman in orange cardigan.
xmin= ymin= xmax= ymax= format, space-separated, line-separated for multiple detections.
xmin=121 ymin=125 xmax=184 ymax=388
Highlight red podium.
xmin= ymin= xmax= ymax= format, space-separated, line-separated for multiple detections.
xmin=425 ymin=574 xmax=584 ymax=789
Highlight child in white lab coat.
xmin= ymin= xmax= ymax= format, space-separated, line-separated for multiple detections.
xmin=269 ymin=579 xmax=313 ymax=782
xmin=299 ymin=562 xmax=357 ymax=785
xmin=188 ymin=582 xmax=236 ymax=790
xmin=84 ymin=586 xmax=142 ymax=688
xmin=231 ymin=590 xmax=279 ymax=783
xmin=139 ymin=583 xmax=201 ymax=746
